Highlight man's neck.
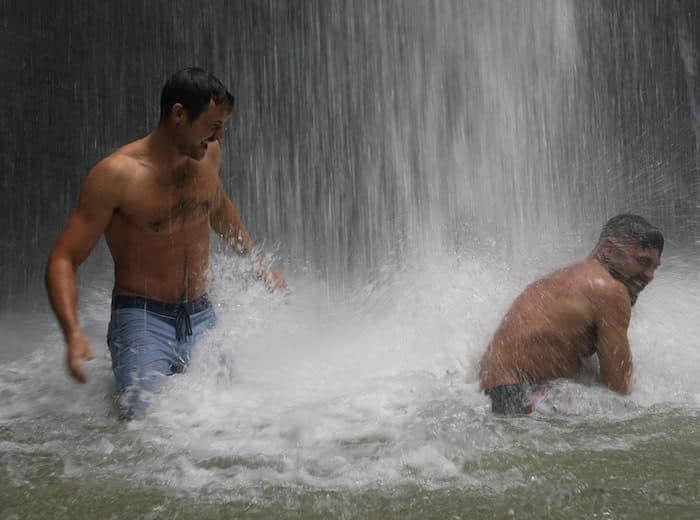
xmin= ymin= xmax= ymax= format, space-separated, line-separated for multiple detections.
xmin=590 ymin=252 xmax=637 ymax=306
xmin=147 ymin=125 xmax=190 ymax=171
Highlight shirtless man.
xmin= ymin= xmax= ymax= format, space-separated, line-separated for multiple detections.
xmin=45 ymin=68 xmax=286 ymax=420
xmin=479 ymin=214 xmax=663 ymax=415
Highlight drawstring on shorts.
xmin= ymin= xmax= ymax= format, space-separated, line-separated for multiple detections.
xmin=175 ymin=303 xmax=193 ymax=342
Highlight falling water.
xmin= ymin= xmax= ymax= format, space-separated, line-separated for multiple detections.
xmin=1 ymin=1 xmax=699 ymax=518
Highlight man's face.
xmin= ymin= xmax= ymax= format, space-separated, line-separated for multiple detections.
xmin=176 ymin=99 xmax=232 ymax=160
xmin=608 ymin=241 xmax=661 ymax=303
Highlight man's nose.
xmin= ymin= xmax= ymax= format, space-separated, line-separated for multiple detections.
xmin=643 ymin=268 xmax=655 ymax=282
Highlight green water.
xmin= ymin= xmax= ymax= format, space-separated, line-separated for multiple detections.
xmin=2 ymin=409 xmax=698 ymax=519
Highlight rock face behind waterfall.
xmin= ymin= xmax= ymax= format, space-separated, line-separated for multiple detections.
xmin=0 ymin=0 xmax=698 ymax=310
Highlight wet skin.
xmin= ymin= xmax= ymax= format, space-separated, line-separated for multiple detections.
xmin=46 ymin=100 xmax=286 ymax=383
xmin=105 ymin=137 xmax=221 ymax=301
xmin=479 ymin=245 xmax=661 ymax=395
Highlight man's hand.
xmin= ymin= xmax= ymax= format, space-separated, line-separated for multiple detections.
xmin=66 ymin=331 xmax=94 ymax=384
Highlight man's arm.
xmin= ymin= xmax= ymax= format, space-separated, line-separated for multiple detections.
xmin=210 ymin=181 xmax=287 ymax=291
xmin=208 ymin=145 xmax=287 ymax=292
xmin=594 ymin=283 xmax=633 ymax=394
xmin=45 ymin=159 xmax=121 ymax=383
xmin=209 ymin=181 xmax=256 ymax=256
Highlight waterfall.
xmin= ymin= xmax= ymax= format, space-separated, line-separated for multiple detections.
xmin=0 ymin=0 xmax=697 ymax=307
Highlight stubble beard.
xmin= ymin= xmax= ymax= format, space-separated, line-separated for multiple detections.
xmin=183 ymin=142 xmax=206 ymax=161
xmin=595 ymin=252 xmax=641 ymax=306
xmin=604 ymin=261 xmax=640 ymax=306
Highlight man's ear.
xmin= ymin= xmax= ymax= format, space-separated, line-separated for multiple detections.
xmin=171 ymin=103 xmax=187 ymax=125
xmin=599 ymin=237 xmax=616 ymax=260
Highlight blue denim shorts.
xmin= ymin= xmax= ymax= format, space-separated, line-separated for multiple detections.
xmin=106 ymin=294 xmax=216 ymax=420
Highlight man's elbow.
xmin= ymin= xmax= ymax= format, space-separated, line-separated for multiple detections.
xmin=45 ymin=250 xmax=75 ymax=288
xmin=45 ymin=251 xmax=58 ymax=289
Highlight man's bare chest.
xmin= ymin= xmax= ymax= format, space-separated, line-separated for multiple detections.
xmin=115 ymin=174 xmax=218 ymax=234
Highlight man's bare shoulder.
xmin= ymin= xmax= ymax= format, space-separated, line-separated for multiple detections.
xmin=518 ymin=259 xmax=625 ymax=310
xmin=519 ymin=260 xmax=588 ymax=295
xmin=81 ymin=141 xmax=157 ymax=212
xmin=89 ymin=144 xmax=146 ymax=183
xmin=578 ymin=259 xmax=630 ymax=312
xmin=73 ymin=150 xmax=142 ymax=213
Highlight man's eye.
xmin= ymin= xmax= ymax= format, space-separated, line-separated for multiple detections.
xmin=637 ymin=257 xmax=650 ymax=267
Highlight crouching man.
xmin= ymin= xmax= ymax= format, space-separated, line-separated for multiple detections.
xmin=479 ymin=214 xmax=663 ymax=415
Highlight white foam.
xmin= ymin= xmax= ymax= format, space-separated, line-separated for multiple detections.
xmin=1 ymin=250 xmax=697 ymax=493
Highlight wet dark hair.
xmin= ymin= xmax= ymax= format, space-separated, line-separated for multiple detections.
xmin=597 ymin=213 xmax=664 ymax=254
xmin=159 ymin=67 xmax=234 ymax=123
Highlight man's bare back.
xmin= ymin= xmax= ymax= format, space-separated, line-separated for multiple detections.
xmin=480 ymin=258 xmax=629 ymax=390
xmin=479 ymin=214 xmax=663 ymax=414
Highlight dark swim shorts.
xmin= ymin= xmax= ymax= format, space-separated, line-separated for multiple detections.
xmin=485 ymin=383 xmax=551 ymax=415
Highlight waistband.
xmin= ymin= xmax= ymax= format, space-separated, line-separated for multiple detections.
xmin=111 ymin=294 xmax=212 ymax=318
xmin=485 ymin=383 xmax=550 ymax=415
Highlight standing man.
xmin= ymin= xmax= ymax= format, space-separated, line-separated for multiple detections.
xmin=46 ymin=68 xmax=286 ymax=419
xmin=479 ymin=214 xmax=663 ymax=415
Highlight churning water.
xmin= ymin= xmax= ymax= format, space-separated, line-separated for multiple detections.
xmin=1 ymin=250 xmax=699 ymax=518
xmin=1 ymin=0 xmax=699 ymax=518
